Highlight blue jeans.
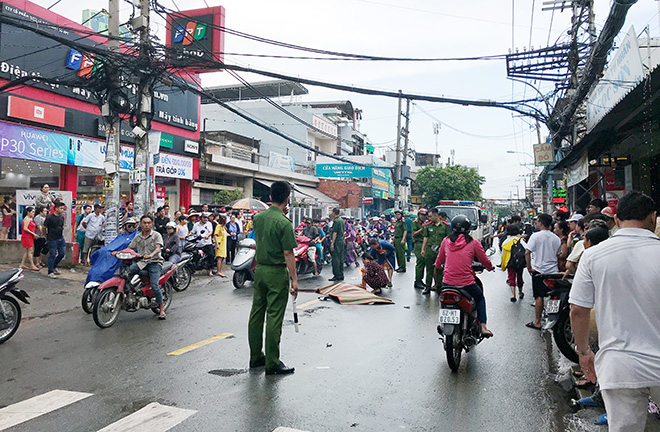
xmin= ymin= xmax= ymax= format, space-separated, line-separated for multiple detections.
xmin=128 ymin=262 xmax=163 ymax=305
xmin=445 ymin=282 xmax=487 ymax=325
xmin=47 ymin=238 xmax=66 ymax=274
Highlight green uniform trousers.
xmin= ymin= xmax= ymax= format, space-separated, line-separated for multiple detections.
xmin=248 ymin=265 xmax=290 ymax=370
xmin=414 ymin=242 xmax=425 ymax=282
xmin=332 ymin=244 xmax=344 ymax=279
xmin=394 ymin=238 xmax=406 ymax=270
xmin=425 ymin=249 xmax=443 ymax=289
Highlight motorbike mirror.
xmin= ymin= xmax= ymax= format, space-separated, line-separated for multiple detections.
xmin=479 ymin=213 xmax=488 ymax=224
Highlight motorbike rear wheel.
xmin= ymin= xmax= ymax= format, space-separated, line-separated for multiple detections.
xmin=233 ymin=270 xmax=246 ymax=289
xmin=553 ymin=308 xmax=579 ymax=364
xmin=152 ymin=281 xmax=174 ymax=314
xmin=0 ymin=296 xmax=21 ymax=344
xmin=93 ymin=288 xmax=122 ymax=329
xmin=81 ymin=288 xmax=95 ymax=314
xmin=445 ymin=330 xmax=462 ymax=372
xmin=173 ymin=265 xmax=192 ymax=292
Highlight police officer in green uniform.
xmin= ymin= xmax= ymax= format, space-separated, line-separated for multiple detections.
xmin=393 ymin=210 xmax=407 ymax=272
xmin=329 ymin=208 xmax=345 ymax=281
xmin=421 ymin=209 xmax=450 ymax=295
xmin=411 ymin=209 xmax=428 ymax=288
xmin=248 ymin=181 xmax=298 ymax=375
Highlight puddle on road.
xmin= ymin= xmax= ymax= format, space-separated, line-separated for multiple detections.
xmin=208 ymin=368 xmax=247 ymax=377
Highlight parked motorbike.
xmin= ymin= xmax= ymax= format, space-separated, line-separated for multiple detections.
xmin=92 ymin=249 xmax=175 ymax=329
xmin=294 ymin=235 xmax=323 ymax=276
xmin=0 ymin=269 xmax=28 ymax=344
xmin=542 ymin=274 xmax=589 ymax=364
xmin=437 ymin=262 xmax=489 ymax=372
xmin=181 ymin=234 xmax=215 ymax=274
xmin=231 ymin=238 xmax=256 ymax=289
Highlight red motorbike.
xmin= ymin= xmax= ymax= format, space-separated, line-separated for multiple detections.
xmin=92 ymin=248 xmax=175 ymax=329
xmin=294 ymin=235 xmax=323 ymax=276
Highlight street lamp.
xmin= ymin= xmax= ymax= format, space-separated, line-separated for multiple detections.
xmin=506 ymin=150 xmax=534 ymax=160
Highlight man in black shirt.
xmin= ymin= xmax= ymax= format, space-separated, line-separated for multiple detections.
xmin=154 ymin=206 xmax=170 ymax=236
xmin=44 ymin=201 xmax=66 ymax=278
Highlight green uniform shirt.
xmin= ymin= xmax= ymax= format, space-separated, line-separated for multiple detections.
xmin=394 ymin=219 xmax=406 ymax=239
xmin=253 ymin=206 xmax=297 ymax=266
xmin=411 ymin=219 xmax=426 ymax=243
xmin=331 ymin=216 xmax=345 ymax=246
xmin=424 ymin=221 xmax=451 ymax=246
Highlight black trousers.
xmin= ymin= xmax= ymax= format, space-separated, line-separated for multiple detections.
xmin=227 ymin=238 xmax=237 ymax=263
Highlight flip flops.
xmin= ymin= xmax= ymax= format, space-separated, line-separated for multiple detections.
xmin=525 ymin=322 xmax=542 ymax=330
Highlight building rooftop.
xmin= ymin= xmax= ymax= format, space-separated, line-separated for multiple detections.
xmin=202 ymin=80 xmax=309 ymax=103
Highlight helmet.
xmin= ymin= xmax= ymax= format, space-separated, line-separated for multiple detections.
xmin=451 ymin=215 xmax=471 ymax=234
xmin=166 ymin=221 xmax=177 ymax=229
xmin=418 ymin=208 xmax=428 ymax=214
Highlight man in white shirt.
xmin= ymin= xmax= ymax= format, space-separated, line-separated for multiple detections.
xmin=570 ymin=191 xmax=660 ymax=432
xmin=524 ymin=213 xmax=561 ymax=330
xmin=191 ymin=213 xmax=214 ymax=270
xmin=82 ymin=204 xmax=106 ymax=265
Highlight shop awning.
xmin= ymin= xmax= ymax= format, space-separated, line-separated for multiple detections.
xmin=294 ymin=186 xmax=339 ymax=206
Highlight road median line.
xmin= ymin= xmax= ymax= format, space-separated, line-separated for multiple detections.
xmin=167 ymin=333 xmax=233 ymax=356
xmin=297 ymin=298 xmax=321 ymax=310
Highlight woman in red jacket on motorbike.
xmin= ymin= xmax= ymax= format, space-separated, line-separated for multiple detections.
xmin=435 ymin=215 xmax=495 ymax=337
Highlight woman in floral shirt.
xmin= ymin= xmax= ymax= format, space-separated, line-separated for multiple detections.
xmin=359 ymin=253 xmax=389 ymax=294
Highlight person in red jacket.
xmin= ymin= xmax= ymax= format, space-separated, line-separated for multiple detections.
xmin=435 ymin=214 xmax=495 ymax=337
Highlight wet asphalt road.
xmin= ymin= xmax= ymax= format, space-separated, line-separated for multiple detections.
xmin=0 ymin=252 xmax=572 ymax=432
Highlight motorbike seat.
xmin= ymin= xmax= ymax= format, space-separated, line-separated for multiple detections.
xmin=161 ymin=261 xmax=173 ymax=272
xmin=0 ymin=269 xmax=20 ymax=287
xmin=441 ymin=286 xmax=474 ymax=303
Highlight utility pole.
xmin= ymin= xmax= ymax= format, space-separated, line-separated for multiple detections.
xmin=433 ymin=122 xmax=440 ymax=167
xmin=394 ymin=90 xmax=402 ymax=209
xmin=132 ymin=0 xmax=153 ymax=217
xmin=102 ymin=0 xmax=122 ymax=244
xmin=401 ymin=98 xmax=410 ymax=210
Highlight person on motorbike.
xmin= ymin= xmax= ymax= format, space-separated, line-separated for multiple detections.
xmin=301 ymin=218 xmax=320 ymax=276
xmin=435 ymin=215 xmax=495 ymax=337
xmin=113 ymin=215 xmax=166 ymax=320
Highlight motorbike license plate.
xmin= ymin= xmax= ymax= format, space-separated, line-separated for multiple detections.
xmin=438 ymin=309 xmax=460 ymax=324
xmin=545 ymin=299 xmax=561 ymax=314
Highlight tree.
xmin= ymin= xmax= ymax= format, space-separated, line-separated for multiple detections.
xmin=213 ymin=189 xmax=244 ymax=205
xmin=415 ymin=165 xmax=485 ymax=207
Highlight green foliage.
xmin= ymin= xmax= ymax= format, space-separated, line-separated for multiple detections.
xmin=415 ymin=165 xmax=485 ymax=207
xmin=494 ymin=205 xmax=512 ymax=219
xmin=212 ymin=189 xmax=244 ymax=205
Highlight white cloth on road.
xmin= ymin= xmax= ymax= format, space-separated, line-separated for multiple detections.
xmin=570 ymin=228 xmax=660 ymax=390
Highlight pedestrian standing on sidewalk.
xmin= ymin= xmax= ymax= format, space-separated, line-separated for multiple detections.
xmin=393 ymin=210 xmax=407 ymax=273
xmin=33 ymin=206 xmax=48 ymax=268
xmin=177 ymin=215 xmax=189 ymax=249
xmin=82 ymin=204 xmax=105 ymax=265
xmin=44 ymin=201 xmax=67 ymax=278
xmin=214 ymin=215 xmax=227 ymax=278
xmin=34 ymin=184 xmax=53 ymax=213
xmin=226 ymin=214 xmax=240 ymax=265
xmin=329 ymin=208 xmax=345 ymax=282
xmin=412 ymin=209 xmax=428 ymax=289
xmin=524 ymin=213 xmax=561 ymax=330
xmin=1 ymin=196 xmax=15 ymax=240
xmin=570 ymin=191 xmax=660 ymax=432
xmin=248 ymin=181 xmax=298 ymax=375
xmin=19 ymin=206 xmax=39 ymax=271
xmin=75 ymin=205 xmax=91 ymax=262
xmin=421 ymin=209 xmax=450 ymax=295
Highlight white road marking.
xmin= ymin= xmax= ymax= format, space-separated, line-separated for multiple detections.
xmin=96 ymin=402 xmax=196 ymax=432
xmin=0 ymin=389 xmax=92 ymax=431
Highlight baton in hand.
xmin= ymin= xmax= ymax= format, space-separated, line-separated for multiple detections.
xmin=291 ymin=296 xmax=299 ymax=333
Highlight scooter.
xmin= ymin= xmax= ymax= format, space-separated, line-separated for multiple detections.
xmin=92 ymin=249 xmax=175 ymax=329
xmin=294 ymin=236 xmax=323 ymax=276
xmin=0 ymin=269 xmax=28 ymax=344
xmin=437 ymin=262 xmax=490 ymax=372
xmin=542 ymin=274 xmax=589 ymax=364
xmin=182 ymin=234 xmax=215 ymax=273
xmin=231 ymin=238 xmax=256 ymax=289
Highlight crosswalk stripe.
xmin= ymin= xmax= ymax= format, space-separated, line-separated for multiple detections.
xmin=0 ymin=389 xmax=92 ymax=431
xmin=167 ymin=332 xmax=233 ymax=356
xmin=97 ymin=402 xmax=196 ymax=432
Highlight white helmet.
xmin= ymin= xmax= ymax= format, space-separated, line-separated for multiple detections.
xmin=166 ymin=221 xmax=177 ymax=229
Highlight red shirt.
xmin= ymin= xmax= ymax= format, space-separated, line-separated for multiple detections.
xmin=435 ymin=234 xmax=494 ymax=286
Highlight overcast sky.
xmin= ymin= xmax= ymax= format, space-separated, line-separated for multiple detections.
xmin=32 ymin=0 xmax=660 ymax=199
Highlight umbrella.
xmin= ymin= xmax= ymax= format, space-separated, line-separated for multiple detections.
xmin=228 ymin=198 xmax=269 ymax=211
